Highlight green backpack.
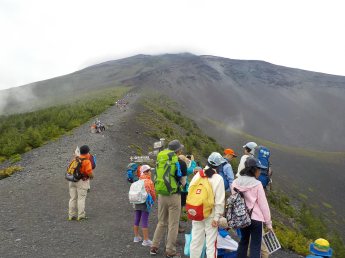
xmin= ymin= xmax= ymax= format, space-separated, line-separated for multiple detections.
xmin=155 ymin=149 xmax=179 ymax=195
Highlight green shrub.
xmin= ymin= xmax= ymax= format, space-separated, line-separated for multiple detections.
xmin=9 ymin=154 xmax=22 ymax=163
xmin=274 ymin=221 xmax=309 ymax=255
xmin=0 ymin=166 xmax=23 ymax=179
xmin=268 ymin=190 xmax=296 ymax=218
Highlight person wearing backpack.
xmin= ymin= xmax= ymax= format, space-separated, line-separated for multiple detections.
xmin=189 ymin=152 xmax=225 ymax=258
xmin=218 ymin=148 xmax=237 ymax=195
xmin=178 ymin=154 xmax=196 ymax=233
xmin=127 ymin=163 xmax=139 ymax=183
xmin=132 ymin=165 xmax=156 ymax=247
xmin=236 ymin=142 xmax=257 ymax=178
xmin=68 ymin=145 xmax=94 ymax=221
xmin=253 ymin=145 xmax=272 ymax=190
xmin=231 ymin=157 xmax=273 ymax=258
xmin=150 ymin=140 xmax=187 ymax=258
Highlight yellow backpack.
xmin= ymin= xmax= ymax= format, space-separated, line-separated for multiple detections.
xmin=186 ymin=169 xmax=215 ymax=221
xmin=65 ymin=157 xmax=86 ymax=182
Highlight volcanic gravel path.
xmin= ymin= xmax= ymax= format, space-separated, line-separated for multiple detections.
xmin=0 ymin=95 xmax=302 ymax=258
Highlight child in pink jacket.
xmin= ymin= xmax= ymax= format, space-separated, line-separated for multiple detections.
xmin=231 ymin=157 xmax=273 ymax=258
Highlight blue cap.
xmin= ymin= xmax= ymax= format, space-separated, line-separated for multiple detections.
xmin=245 ymin=157 xmax=267 ymax=169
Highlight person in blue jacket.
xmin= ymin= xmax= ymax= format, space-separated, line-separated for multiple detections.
xmin=306 ymin=238 xmax=333 ymax=258
xmin=217 ymin=148 xmax=237 ymax=197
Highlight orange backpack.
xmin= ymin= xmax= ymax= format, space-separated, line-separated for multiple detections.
xmin=186 ymin=169 xmax=215 ymax=221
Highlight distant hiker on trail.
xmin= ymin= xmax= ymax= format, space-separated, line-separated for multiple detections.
xmin=236 ymin=142 xmax=258 ymax=178
xmin=188 ymin=152 xmax=225 ymax=258
xmin=218 ymin=148 xmax=237 ymax=197
xmin=178 ymin=154 xmax=196 ymax=233
xmin=150 ymin=139 xmax=187 ymax=258
xmin=132 ymin=165 xmax=156 ymax=247
xmin=68 ymin=145 xmax=94 ymax=221
xmin=231 ymin=157 xmax=273 ymax=258
xmin=306 ymin=238 xmax=333 ymax=258
xmin=95 ymin=119 xmax=105 ymax=133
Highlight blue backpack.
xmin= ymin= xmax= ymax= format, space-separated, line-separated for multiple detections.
xmin=127 ymin=163 xmax=139 ymax=183
xmin=254 ymin=146 xmax=271 ymax=188
xmin=217 ymin=161 xmax=230 ymax=191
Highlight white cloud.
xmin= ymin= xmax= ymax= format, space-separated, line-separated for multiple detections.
xmin=0 ymin=0 xmax=344 ymax=90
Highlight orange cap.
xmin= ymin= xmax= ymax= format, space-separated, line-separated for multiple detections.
xmin=224 ymin=148 xmax=237 ymax=157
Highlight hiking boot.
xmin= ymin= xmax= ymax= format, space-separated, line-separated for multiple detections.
xmin=133 ymin=236 xmax=142 ymax=242
xmin=150 ymin=247 xmax=158 ymax=255
xmin=77 ymin=216 xmax=88 ymax=221
xmin=142 ymin=239 xmax=153 ymax=247
xmin=68 ymin=216 xmax=77 ymax=221
xmin=165 ymin=252 xmax=181 ymax=258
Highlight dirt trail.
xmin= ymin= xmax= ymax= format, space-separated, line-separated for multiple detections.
xmin=0 ymin=95 xmax=302 ymax=258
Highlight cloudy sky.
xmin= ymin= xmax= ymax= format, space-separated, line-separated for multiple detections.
xmin=0 ymin=0 xmax=344 ymax=90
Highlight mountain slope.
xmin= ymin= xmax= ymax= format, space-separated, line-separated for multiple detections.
xmin=2 ymin=53 xmax=344 ymax=151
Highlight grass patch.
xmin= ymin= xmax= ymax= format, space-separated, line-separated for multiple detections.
xmin=130 ymin=144 xmax=143 ymax=156
xmin=268 ymin=190 xmax=296 ymax=218
xmin=269 ymin=192 xmax=345 ymax=257
xmin=274 ymin=221 xmax=309 ymax=255
xmin=298 ymin=193 xmax=308 ymax=200
xmin=0 ymin=166 xmax=23 ymax=179
xmin=9 ymin=154 xmax=22 ymax=163
xmin=322 ymin=202 xmax=333 ymax=209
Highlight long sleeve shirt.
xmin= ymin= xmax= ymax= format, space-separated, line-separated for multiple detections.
xmin=231 ymin=176 xmax=272 ymax=229
xmin=222 ymin=161 xmax=234 ymax=191
xmin=189 ymin=167 xmax=225 ymax=221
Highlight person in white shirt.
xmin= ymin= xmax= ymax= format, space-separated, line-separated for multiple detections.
xmin=236 ymin=142 xmax=257 ymax=178
xmin=190 ymin=152 xmax=225 ymax=258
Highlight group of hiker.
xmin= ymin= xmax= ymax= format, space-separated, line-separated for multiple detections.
xmin=126 ymin=139 xmax=274 ymax=258
xmin=65 ymin=140 xmax=334 ymax=258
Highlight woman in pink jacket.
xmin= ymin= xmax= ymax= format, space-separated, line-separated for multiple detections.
xmin=231 ymin=157 xmax=273 ymax=258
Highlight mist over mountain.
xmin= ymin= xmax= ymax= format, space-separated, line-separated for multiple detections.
xmin=3 ymin=53 xmax=344 ymax=152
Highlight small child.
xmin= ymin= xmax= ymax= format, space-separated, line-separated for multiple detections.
xmin=133 ymin=165 xmax=156 ymax=247
xmin=306 ymin=238 xmax=333 ymax=257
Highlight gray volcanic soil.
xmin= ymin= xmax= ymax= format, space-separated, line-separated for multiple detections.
xmin=0 ymin=95 xmax=302 ymax=258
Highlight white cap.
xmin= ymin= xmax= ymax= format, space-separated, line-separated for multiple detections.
xmin=140 ymin=165 xmax=151 ymax=174
xmin=207 ymin=152 xmax=224 ymax=167
xmin=243 ymin=142 xmax=257 ymax=155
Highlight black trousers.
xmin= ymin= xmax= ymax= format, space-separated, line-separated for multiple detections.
xmin=237 ymin=219 xmax=263 ymax=258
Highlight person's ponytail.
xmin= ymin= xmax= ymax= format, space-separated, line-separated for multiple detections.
xmin=205 ymin=167 xmax=215 ymax=178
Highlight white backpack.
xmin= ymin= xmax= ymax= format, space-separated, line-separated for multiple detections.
xmin=129 ymin=179 xmax=148 ymax=204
